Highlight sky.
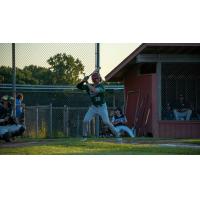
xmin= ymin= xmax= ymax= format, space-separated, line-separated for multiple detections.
xmin=0 ymin=43 xmax=140 ymax=80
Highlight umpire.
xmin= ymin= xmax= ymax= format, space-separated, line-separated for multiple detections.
xmin=76 ymin=70 xmax=120 ymax=141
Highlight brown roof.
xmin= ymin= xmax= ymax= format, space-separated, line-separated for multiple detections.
xmin=105 ymin=43 xmax=200 ymax=82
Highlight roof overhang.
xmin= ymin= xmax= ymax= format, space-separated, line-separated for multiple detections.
xmin=105 ymin=44 xmax=146 ymax=82
xmin=105 ymin=43 xmax=200 ymax=82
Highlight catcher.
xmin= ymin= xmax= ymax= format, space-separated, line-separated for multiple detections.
xmin=0 ymin=95 xmax=25 ymax=142
xmin=76 ymin=69 xmax=120 ymax=141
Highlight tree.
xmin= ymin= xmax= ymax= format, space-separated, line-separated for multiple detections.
xmin=0 ymin=65 xmax=52 ymax=85
xmin=0 ymin=66 xmax=13 ymax=83
xmin=23 ymin=65 xmax=53 ymax=84
xmin=47 ymin=53 xmax=85 ymax=84
xmin=0 ymin=53 xmax=85 ymax=85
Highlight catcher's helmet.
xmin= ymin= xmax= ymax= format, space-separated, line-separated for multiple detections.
xmin=1 ymin=95 xmax=14 ymax=102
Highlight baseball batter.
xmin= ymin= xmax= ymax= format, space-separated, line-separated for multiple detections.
xmin=76 ymin=70 xmax=120 ymax=141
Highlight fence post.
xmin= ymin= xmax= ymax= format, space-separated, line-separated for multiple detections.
xmin=88 ymin=121 xmax=91 ymax=137
xmin=36 ymin=106 xmax=39 ymax=137
xmin=66 ymin=107 xmax=69 ymax=137
xmin=92 ymin=117 xmax=96 ymax=136
xmin=49 ymin=104 xmax=53 ymax=138
xmin=63 ymin=105 xmax=66 ymax=137
xmin=12 ymin=43 xmax=16 ymax=118
xmin=95 ymin=116 xmax=99 ymax=137
xmin=23 ymin=104 xmax=26 ymax=126
xmin=76 ymin=112 xmax=80 ymax=137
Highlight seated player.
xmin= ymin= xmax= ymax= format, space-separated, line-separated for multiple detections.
xmin=173 ymin=94 xmax=192 ymax=120
xmin=111 ymin=107 xmax=135 ymax=138
xmin=162 ymin=103 xmax=174 ymax=120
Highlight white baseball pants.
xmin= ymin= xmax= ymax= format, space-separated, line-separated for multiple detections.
xmin=83 ymin=103 xmax=119 ymax=137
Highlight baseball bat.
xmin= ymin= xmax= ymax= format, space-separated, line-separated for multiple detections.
xmin=87 ymin=67 xmax=101 ymax=78
xmin=83 ymin=67 xmax=101 ymax=81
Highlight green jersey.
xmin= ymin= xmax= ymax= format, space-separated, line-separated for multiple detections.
xmin=76 ymin=82 xmax=105 ymax=106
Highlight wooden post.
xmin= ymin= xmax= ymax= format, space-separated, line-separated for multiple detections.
xmin=175 ymin=79 xmax=178 ymax=99
xmin=113 ymin=92 xmax=116 ymax=108
xmin=166 ymin=78 xmax=168 ymax=106
xmin=157 ymin=62 xmax=162 ymax=120
xmin=195 ymin=78 xmax=198 ymax=112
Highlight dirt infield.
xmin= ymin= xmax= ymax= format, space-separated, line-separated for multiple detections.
xmin=1 ymin=138 xmax=200 ymax=148
xmin=0 ymin=139 xmax=57 ymax=148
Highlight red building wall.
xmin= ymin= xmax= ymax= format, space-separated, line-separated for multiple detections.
xmin=123 ymin=67 xmax=200 ymax=138
xmin=124 ymin=68 xmax=155 ymax=136
xmin=158 ymin=121 xmax=200 ymax=138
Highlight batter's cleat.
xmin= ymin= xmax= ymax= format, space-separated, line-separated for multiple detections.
xmin=131 ymin=128 xmax=136 ymax=138
xmin=115 ymin=137 xmax=122 ymax=143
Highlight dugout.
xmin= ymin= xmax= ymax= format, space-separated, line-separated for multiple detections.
xmin=105 ymin=43 xmax=200 ymax=138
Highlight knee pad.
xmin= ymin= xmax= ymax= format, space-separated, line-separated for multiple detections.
xmin=12 ymin=126 xmax=26 ymax=137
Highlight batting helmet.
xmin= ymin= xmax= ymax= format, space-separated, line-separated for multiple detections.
xmin=91 ymin=72 xmax=102 ymax=82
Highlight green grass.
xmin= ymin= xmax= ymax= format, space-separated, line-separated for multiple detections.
xmin=1 ymin=137 xmax=200 ymax=155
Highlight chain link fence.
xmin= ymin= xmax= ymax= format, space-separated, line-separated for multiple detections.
xmin=0 ymin=43 xmax=96 ymax=86
xmin=0 ymin=43 xmax=95 ymax=69
xmin=161 ymin=63 xmax=200 ymax=120
xmin=24 ymin=105 xmax=117 ymax=138
xmin=0 ymin=43 xmax=124 ymax=138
